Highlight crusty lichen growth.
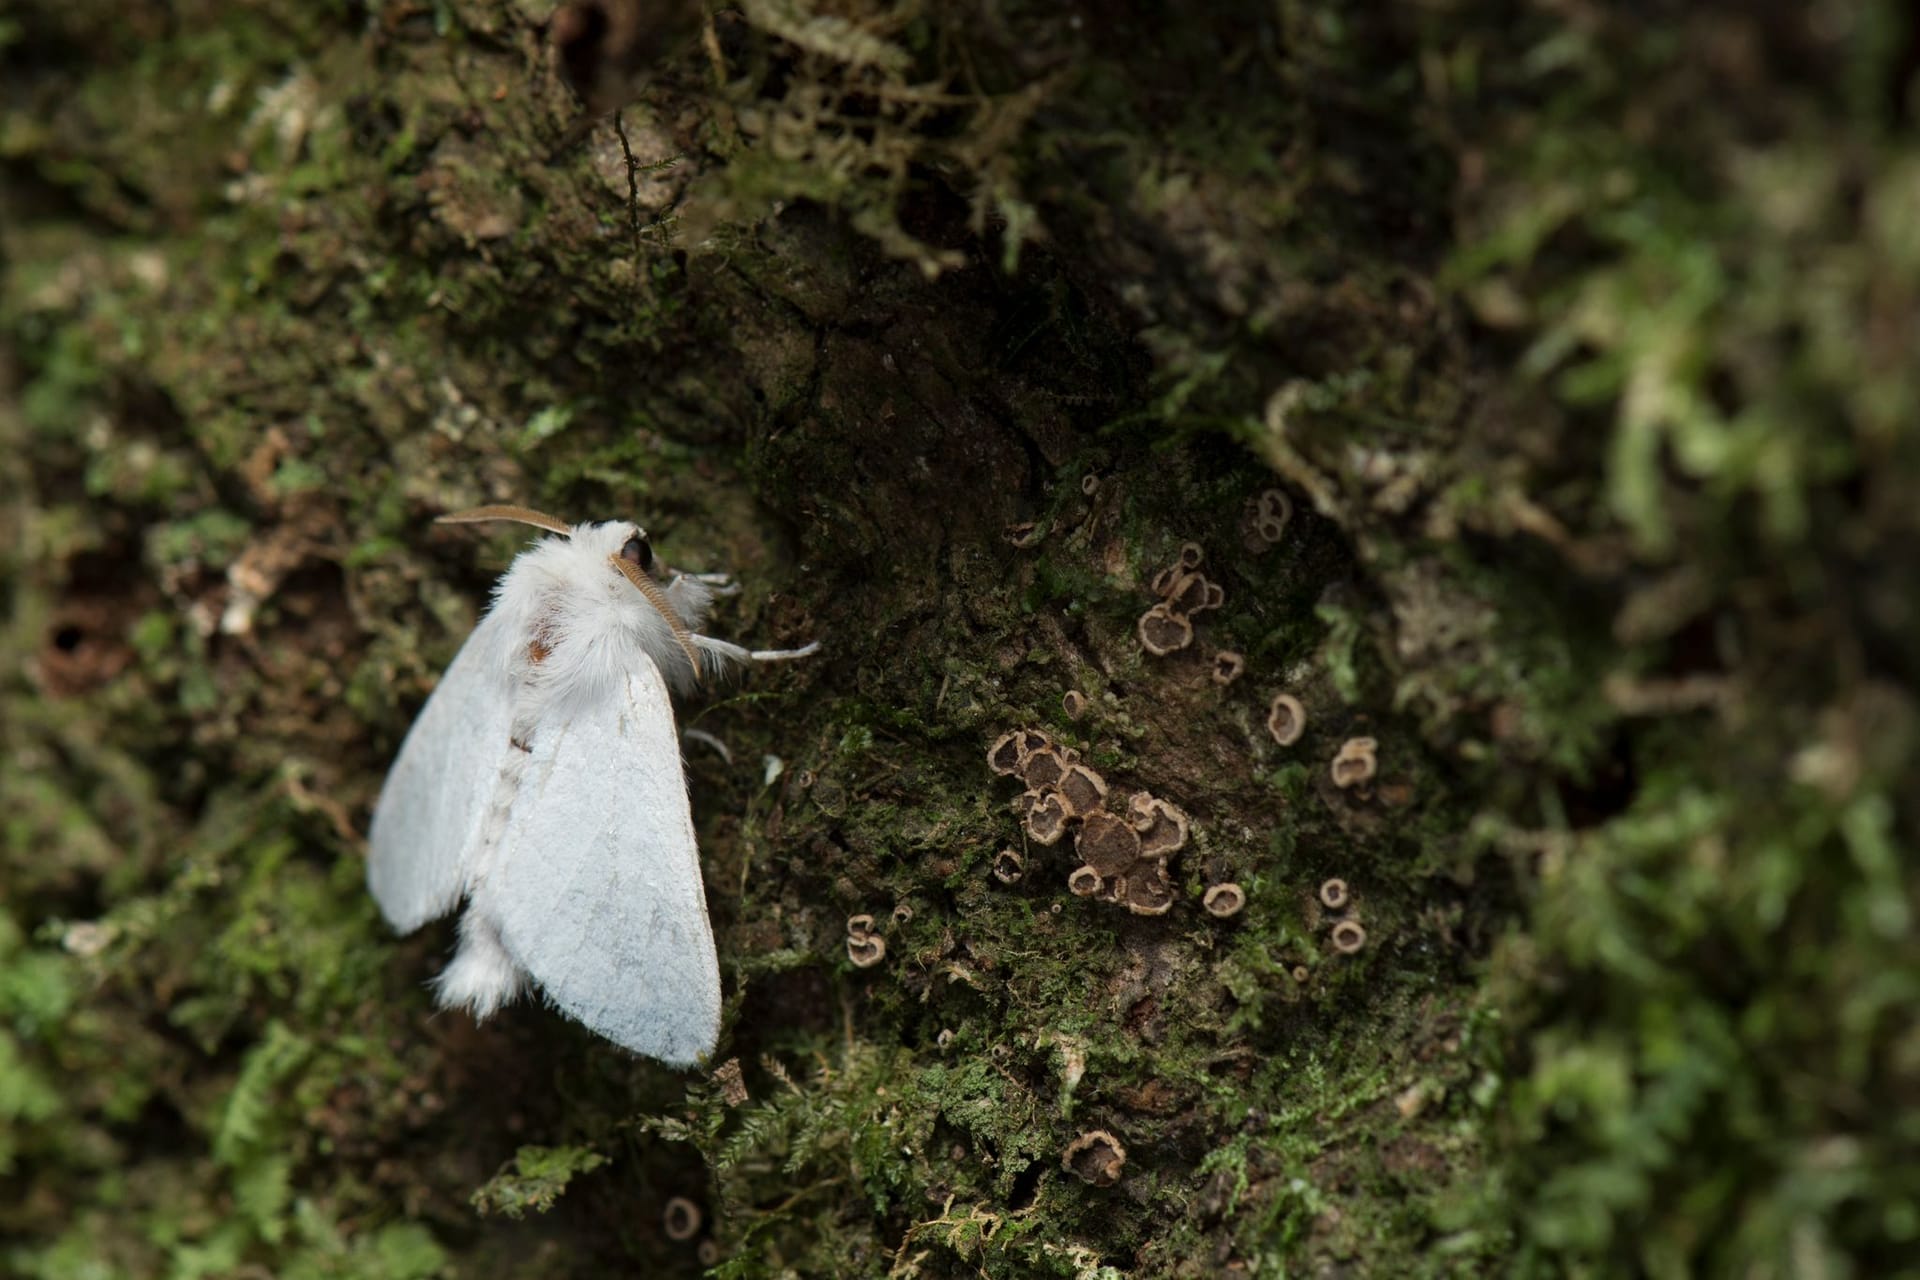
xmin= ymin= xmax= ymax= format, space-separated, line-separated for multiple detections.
xmin=5 ymin=0 xmax=1914 ymax=1277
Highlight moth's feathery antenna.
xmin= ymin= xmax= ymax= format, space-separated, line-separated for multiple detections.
xmin=436 ymin=505 xmax=575 ymax=536
xmin=608 ymin=552 xmax=704 ymax=683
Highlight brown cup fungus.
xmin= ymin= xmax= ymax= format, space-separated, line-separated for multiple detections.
xmin=1076 ymin=811 xmax=1142 ymax=877
xmin=1125 ymin=865 xmax=1176 ymax=916
xmin=1062 ymin=689 xmax=1087 ymax=720
xmin=847 ymin=932 xmax=887 ymax=967
xmin=1054 ymin=763 xmax=1110 ymax=818
xmin=1023 ymin=791 xmax=1071 ymax=845
xmin=1211 ymin=651 xmax=1245 ymax=685
xmin=1067 ymin=865 xmax=1103 ymax=897
xmin=992 ymin=848 xmax=1025 ymax=884
xmin=1137 ymin=603 xmax=1195 ymax=656
xmin=1330 ymin=737 xmax=1378 ymax=789
xmin=1255 ymin=489 xmax=1293 ymax=542
xmin=1318 ymin=878 xmax=1350 ymax=910
xmin=1330 ymin=919 xmax=1367 ymax=954
xmin=1133 ymin=797 xmax=1190 ymax=857
xmin=1202 ymin=882 xmax=1246 ymax=918
xmin=1267 ymin=694 xmax=1306 ymax=746
xmin=662 ymin=1197 xmax=702 ymax=1242
xmin=1165 ymin=570 xmax=1212 ymax=616
xmin=988 ymin=727 xmax=1051 ymax=776
xmin=1062 ymin=1130 xmax=1128 ymax=1186
xmin=846 ymin=914 xmax=886 ymax=967
xmin=1021 ymin=745 xmax=1069 ymax=791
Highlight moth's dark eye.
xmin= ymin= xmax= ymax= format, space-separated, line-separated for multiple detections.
xmin=620 ymin=533 xmax=653 ymax=571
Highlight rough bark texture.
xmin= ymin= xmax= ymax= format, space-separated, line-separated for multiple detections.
xmin=3 ymin=2 xmax=1917 ymax=1277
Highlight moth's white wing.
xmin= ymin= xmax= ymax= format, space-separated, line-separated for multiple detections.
xmin=367 ymin=606 xmax=517 ymax=932
xmin=484 ymin=661 xmax=720 ymax=1066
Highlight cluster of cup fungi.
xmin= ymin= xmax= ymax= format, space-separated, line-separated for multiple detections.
xmin=1137 ymin=542 xmax=1226 ymax=657
xmin=1269 ymin=692 xmax=1381 ymax=796
xmin=990 ymin=727 xmax=1248 ymax=920
xmin=1319 ymin=877 xmax=1367 ymax=954
xmin=990 ymin=728 xmax=1205 ymax=915
xmin=845 ymin=913 xmax=886 ymax=968
xmin=660 ymin=1196 xmax=719 ymax=1265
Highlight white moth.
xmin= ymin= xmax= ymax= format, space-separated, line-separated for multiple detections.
xmin=367 ymin=504 xmax=816 ymax=1067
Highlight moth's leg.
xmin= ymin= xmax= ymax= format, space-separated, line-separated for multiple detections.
xmin=695 ymin=635 xmax=821 ymax=670
xmin=432 ymin=909 xmax=527 ymax=1020
xmin=682 ymin=726 xmax=734 ymax=765
xmin=667 ymin=572 xmax=739 ymax=613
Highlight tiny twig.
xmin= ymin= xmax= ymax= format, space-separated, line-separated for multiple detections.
xmin=611 ymin=109 xmax=647 ymax=280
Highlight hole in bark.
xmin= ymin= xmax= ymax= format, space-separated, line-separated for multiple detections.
xmin=1007 ymin=1157 xmax=1044 ymax=1210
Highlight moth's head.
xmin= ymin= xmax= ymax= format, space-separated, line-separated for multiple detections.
xmin=437 ymin=505 xmax=702 ymax=680
xmin=578 ymin=520 xmax=670 ymax=581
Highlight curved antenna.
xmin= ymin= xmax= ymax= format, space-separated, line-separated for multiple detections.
xmin=607 ymin=553 xmax=704 ymax=683
xmin=436 ymin=505 xmax=573 ymax=536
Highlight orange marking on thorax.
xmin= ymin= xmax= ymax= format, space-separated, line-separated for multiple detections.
xmin=527 ymin=617 xmax=558 ymax=666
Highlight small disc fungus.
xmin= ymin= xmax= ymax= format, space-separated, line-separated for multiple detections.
xmin=662 ymin=1197 xmax=702 ymax=1242
xmin=696 ymin=1241 xmax=720 ymax=1267
xmin=1267 ymin=693 xmax=1306 ymax=746
xmin=1125 ymin=790 xmax=1158 ymax=831
xmin=988 ymin=727 xmax=1051 ymax=777
xmin=1004 ymin=520 xmax=1044 ymax=548
xmin=1203 ymin=581 xmax=1225 ymax=611
xmin=846 ymin=913 xmax=876 ymax=938
xmin=1067 ymin=865 xmax=1103 ymax=897
xmin=847 ymin=931 xmax=888 ymax=968
xmin=1255 ymin=488 xmax=1293 ymax=542
xmin=1150 ymin=564 xmax=1180 ymax=598
xmin=1054 ymin=763 xmax=1110 ymax=819
xmin=1331 ymin=919 xmax=1367 ymax=954
xmin=1021 ymin=745 xmax=1069 ymax=791
xmin=936 ymin=1027 xmax=956 ymax=1050
xmin=1318 ymin=878 xmax=1350 ymax=910
xmin=987 ymin=731 xmax=1026 ymax=776
xmin=1211 ymin=651 xmax=1245 ymax=685
xmin=1330 ymin=736 xmax=1379 ymax=789
xmin=1178 ymin=541 xmax=1204 ymax=570
xmin=1076 ymin=811 xmax=1142 ymax=877
xmin=1062 ymin=1130 xmax=1128 ymax=1186
xmin=1135 ymin=797 xmax=1191 ymax=858
xmin=1062 ymin=688 xmax=1087 ymax=720
xmin=1137 ymin=603 xmax=1195 ymax=656
xmin=1023 ymin=791 xmax=1071 ymax=845
xmin=1125 ymin=866 xmax=1176 ymax=916
xmin=992 ymin=848 xmax=1025 ymax=884
xmin=892 ymin=902 xmax=914 ymax=925
xmin=1081 ymin=472 xmax=1101 ymax=496
xmin=1166 ymin=570 xmax=1211 ymax=616
xmin=1203 ymin=882 xmax=1246 ymax=918
xmin=1291 ymin=964 xmax=1310 ymax=983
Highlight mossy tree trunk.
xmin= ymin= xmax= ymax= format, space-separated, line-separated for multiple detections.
xmin=4 ymin=2 xmax=1916 ymax=1277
